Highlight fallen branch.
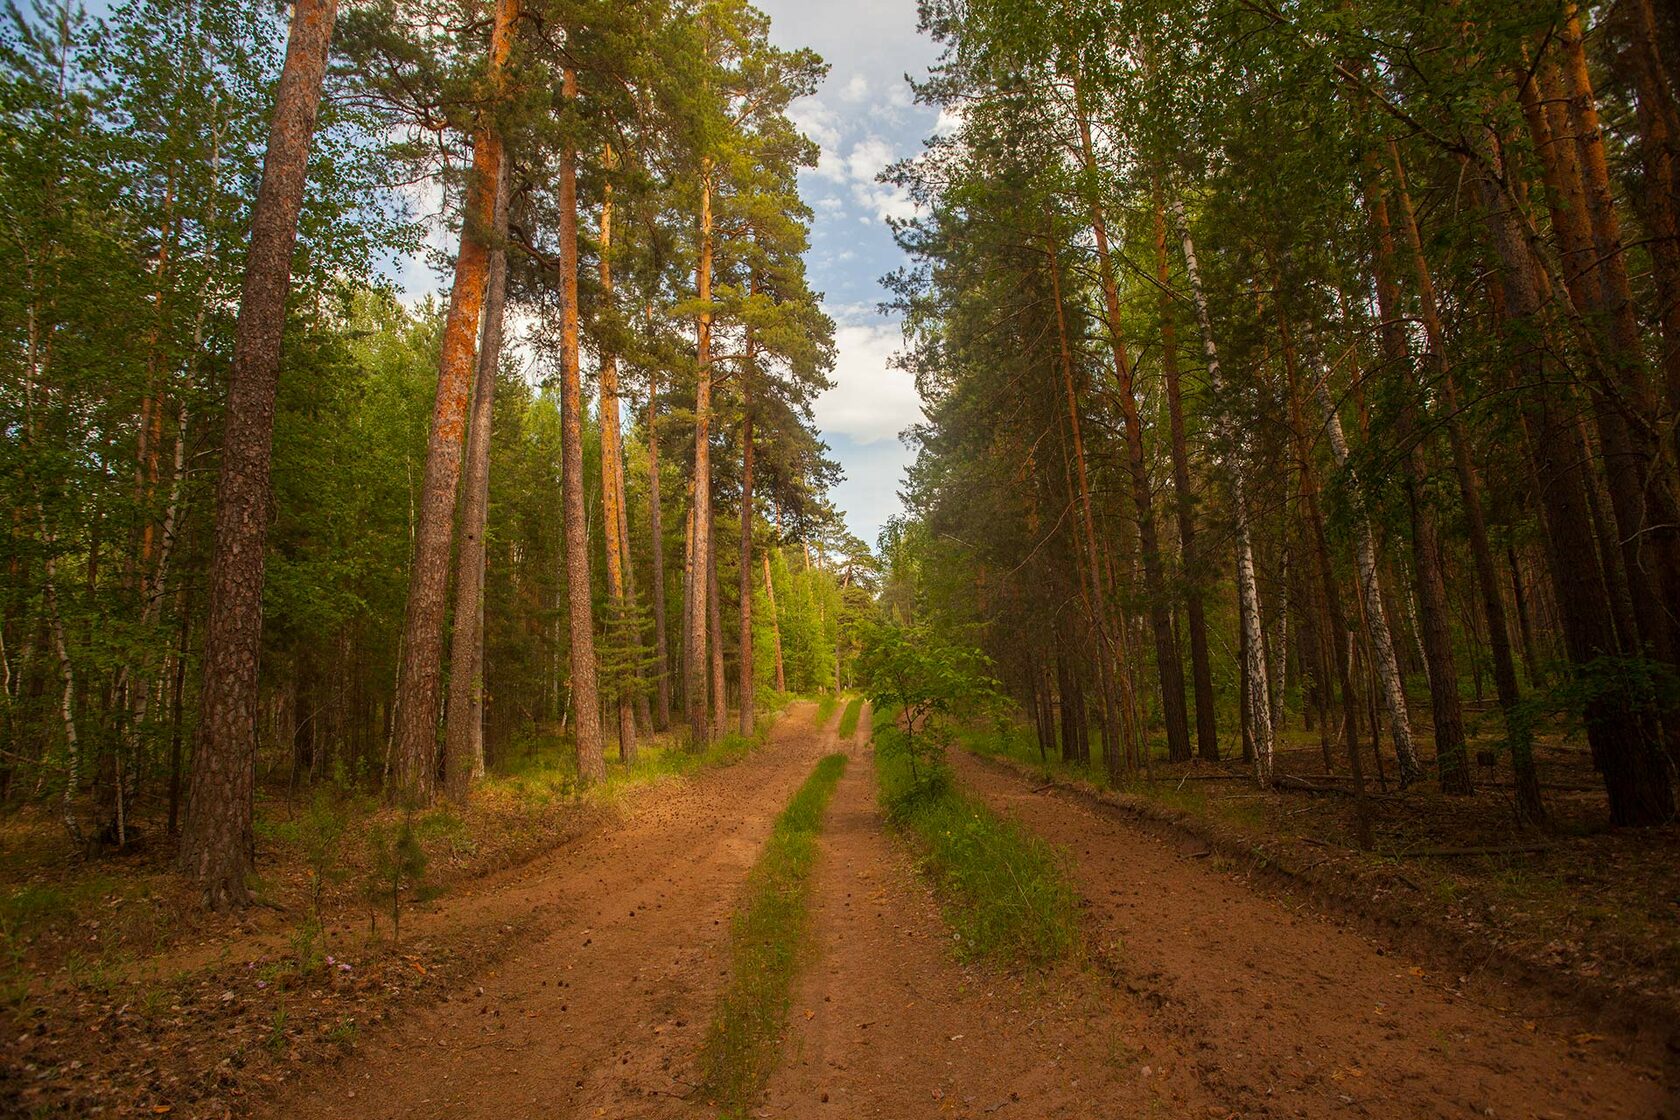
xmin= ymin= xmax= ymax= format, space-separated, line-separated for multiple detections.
xmin=1402 ymin=843 xmax=1551 ymax=859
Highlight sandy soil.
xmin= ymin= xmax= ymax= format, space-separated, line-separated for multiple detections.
xmin=952 ymin=748 xmax=1676 ymax=1119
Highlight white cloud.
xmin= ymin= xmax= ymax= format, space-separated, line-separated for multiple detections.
xmin=839 ymin=73 xmax=870 ymax=102
xmin=814 ymin=316 xmax=924 ymax=445
xmin=787 ymin=96 xmax=841 ymax=150
xmin=845 ymin=136 xmax=896 ymax=182
xmin=933 ymin=105 xmax=965 ymax=136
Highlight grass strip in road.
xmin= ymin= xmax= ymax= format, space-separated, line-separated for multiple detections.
xmin=875 ymin=728 xmax=1078 ymax=966
xmin=699 ymin=752 xmax=849 ymax=1116
xmin=811 ymin=693 xmax=839 ymax=727
xmin=836 ymin=696 xmax=864 ymax=740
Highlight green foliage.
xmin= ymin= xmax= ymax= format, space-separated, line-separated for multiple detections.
xmin=699 ymin=752 xmax=847 ymax=1115
xmin=856 ymin=621 xmax=999 ymax=783
xmin=873 ymin=728 xmax=1077 ymax=966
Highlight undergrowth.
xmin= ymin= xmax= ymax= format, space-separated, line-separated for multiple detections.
xmin=836 ymin=696 xmax=864 ymax=739
xmin=874 ymin=726 xmax=1078 ymax=967
xmin=700 ymin=752 xmax=848 ymax=1116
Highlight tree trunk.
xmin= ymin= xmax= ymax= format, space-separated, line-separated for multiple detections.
xmin=1045 ymin=213 xmax=1126 ymax=776
xmin=1386 ymin=141 xmax=1539 ymax=815
xmin=1362 ymin=174 xmax=1469 ymax=792
xmin=557 ymin=67 xmax=605 ymax=785
xmin=1474 ymin=147 xmax=1674 ymax=825
xmin=596 ymin=156 xmax=636 ymax=765
xmin=687 ymin=162 xmax=715 ymax=749
xmin=647 ymin=365 xmax=672 ymax=730
xmin=1150 ymin=189 xmax=1218 ymax=760
xmin=1073 ymin=97 xmax=1191 ymax=764
xmin=738 ymin=388 xmax=755 ymax=738
xmin=707 ymin=505 xmax=726 ymax=740
xmin=1171 ymin=192 xmax=1274 ymax=780
xmin=442 ymin=163 xmax=508 ymax=803
xmin=388 ymin=0 xmax=518 ymax=805
xmin=1317 ymin=383 xmax=1421 ymax=786
xmin=765 ymin=552 xmax=785 ymax=692
xmin=179 ymin=0 xmax=337 ymax=907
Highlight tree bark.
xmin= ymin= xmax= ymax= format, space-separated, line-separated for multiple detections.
xmin=687 ymin=161 xmax=715 ymax=749
xmin=1171 ymin=192 xmax=1274 ymax=781
xmin=738 ymin=368 xmax=755 ymax=737
xmin=179 ymin=0 xmax=337 ymax=907
xmin=388 ymin=0 xmax=518 ymax=805
xmin=765 ymin=552 xmax=785 ymax=692
xmin=557 ymin=66 xmax=605 ymax=785
xmin=443 ymin=163 xmax=509 ymax=803
xmin=1317 ymin=383 xmax=1421 ymax=786
xmin=1073 ymin=96 xmax=1191 ymax=765
xmin=647 ymin=364 xmax=672 ymax=730
xmin=1474 ymin=147 xmax=1674 ymax=825
xmin=596 ymin=155 xmax=635 ymax=764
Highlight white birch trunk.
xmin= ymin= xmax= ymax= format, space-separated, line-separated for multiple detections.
xmin=1171 ymin=193 xmax=1274 ymax=781
xmin=1316 ymin=383 xmax=1420 ymax=780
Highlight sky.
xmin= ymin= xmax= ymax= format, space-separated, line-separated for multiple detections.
xmin=753 ymin=0 xmax=942 ymax=550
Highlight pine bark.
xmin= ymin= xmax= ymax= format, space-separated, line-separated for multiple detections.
xmin=1072 ymin=95 xmax=1191 ymax=765
xmin=178 ymin=0 xmax=337 ymax=907
xmin=596 ymin=160 xmax=635 ymax=764
xmin=647 ymin=369 xmax=672 ymax=730
xmin=388 ymin=0 xmax=518 ymax=804
xmin=738 ymin=388 xmax=755 ymax=738
xmin=1474 ymin=145 xmax=1674 ymax=825
xmin=687 ymin=163 xmax=715 ymax=749
xmin=557 ymin=67 xmax=605 ymax=785
xmin=765 ymin=552 xmax=785 ymax=692
xmin=442 ymin=163 xmax=508 ymax=803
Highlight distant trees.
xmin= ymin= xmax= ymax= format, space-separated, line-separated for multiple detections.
xmin=888 ymin=0 xmax=1680 ymax=826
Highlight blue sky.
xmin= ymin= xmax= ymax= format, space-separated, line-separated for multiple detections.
xmin=756 ymin=0 xmax=941 ymax=549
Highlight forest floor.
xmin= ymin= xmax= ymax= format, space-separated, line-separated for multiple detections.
xmin=966 ymin=717 xmax=1680 ymax=1027
xmin=5 ymin=703 xmax=1675 ymax=1117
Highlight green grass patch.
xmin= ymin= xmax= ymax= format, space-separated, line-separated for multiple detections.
xmin=812 ymin=693 xmax=839 ymax=728
xmin=836 ymin=696 xmax=864 ymax=739
xmin=699 ymin=752 xmax=848 ymax=1116
xmin=874 ymin=728 xmax=1078 ymax=966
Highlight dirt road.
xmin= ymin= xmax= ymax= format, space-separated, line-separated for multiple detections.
xmin=255 ymin=703 xmax=838 ymax=1120
xmin=252 ymin=706 xmax=1673 ymax=1119
xmin=953 ymin=749 xmax=1675 ymax=1119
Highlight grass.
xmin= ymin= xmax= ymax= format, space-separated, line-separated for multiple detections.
xmin=874 ymin=727 xmax=1079 ymax=967
xmin=836 ymin=696 xmax=864 ymax=739
xmin=699 ymin=752 xmax=848 ymax=1116
xmin=812 ymin=693 xmax=840 ymax=728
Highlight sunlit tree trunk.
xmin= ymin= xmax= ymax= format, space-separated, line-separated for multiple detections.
xmin=687 ymin=162 xmax=714 ymax=749
xmin=647 ymin=363 xmax=672 ymax=730
xmin=764 ymin=552 xmax=785 ymax=692
xmin=443 ymin=163 xmax=508 ymax=803
xmin=596 ymin=156 xmax=635 ymax=764
xmin=388 ymin=0 xmax=518 ymax=805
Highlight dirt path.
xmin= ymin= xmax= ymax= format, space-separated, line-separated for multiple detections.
xmin=252 ymin=704 xmax=838 ymax=1120
xmin=953 ymin=749 xmax=1676 ymax=1119
xmin=763 ymin=706 xmax=1215 ymax=1118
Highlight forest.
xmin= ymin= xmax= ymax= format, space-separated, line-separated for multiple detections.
xmin=3 ymin=0 xmax=1679 ymax=1114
